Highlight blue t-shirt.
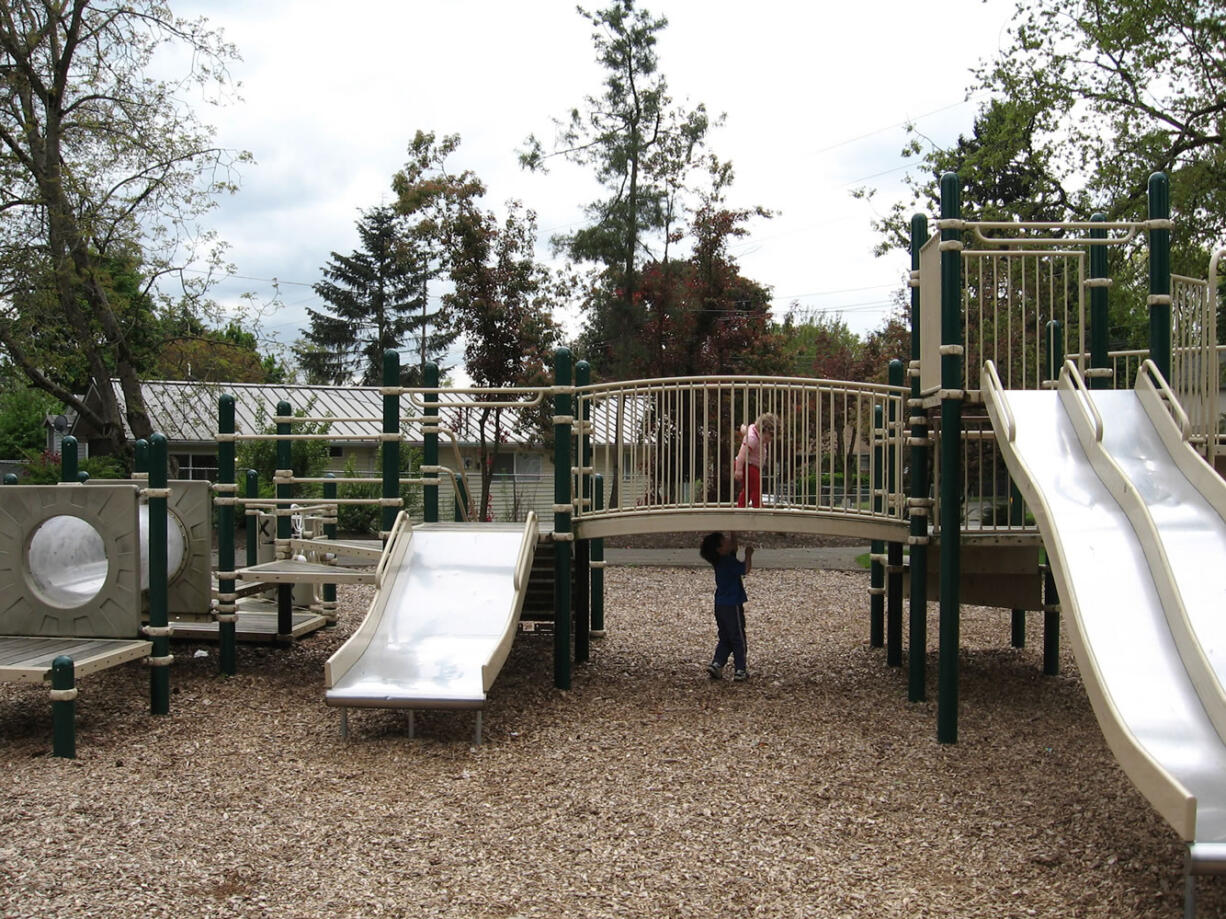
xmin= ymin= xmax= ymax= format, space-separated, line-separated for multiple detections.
xmin=713 ymin=554 xmax=747 ymax=605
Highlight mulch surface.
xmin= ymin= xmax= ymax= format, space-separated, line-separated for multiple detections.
xmin=0 ymin=566 xmax=1216 ymax=917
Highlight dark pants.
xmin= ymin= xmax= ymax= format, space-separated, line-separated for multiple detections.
xmin=712 ymin=603 xmax=747 ymax=671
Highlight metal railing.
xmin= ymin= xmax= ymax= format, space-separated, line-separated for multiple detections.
xmin=962 ymin=248 xmax=1089 ymax=396
xmin=572 ymin=375 xmax=909 ymax=526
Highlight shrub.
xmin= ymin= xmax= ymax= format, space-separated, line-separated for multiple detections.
xmin=18 ymin=449 xmax=125 ymax=483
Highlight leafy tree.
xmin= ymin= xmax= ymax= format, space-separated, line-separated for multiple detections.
xmin=863 ymin=0 xmax=1226 ymax=353
xmin=575 ymin=156 xmax=780 ymax=381
xmin=0 ymin=0 xmax=247 ymax=462
xmin=0 ymin=373 xmax=59 ymax=459
xmin=296 ymin=205 xmax=454 ymax=386
xmin=334 ymin=452 xmax=423 ymax=535
xmin=773 ymin=308 xmax=910 ymax=489
xmin=446 ymin=203 xmax=561 ymax=519
xmin=394 ymin=132 xmax=562 ymax=519
xmin=778 ymin=311 xmax=860 ymax=381
xmin=235 ymin=404 xmax=331 ymax=500
xmin=153 ymin=312 xmax=288 ymax=383
xmin=520 ymin=0 xmax=718 ymax=377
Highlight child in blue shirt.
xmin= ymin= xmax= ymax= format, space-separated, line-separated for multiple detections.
xmin=699 ymin=532 xmax=754 ymax=681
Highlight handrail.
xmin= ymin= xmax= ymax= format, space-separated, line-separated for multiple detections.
xmin=375 ymin=510 xmax=410 ymax=589
xmin=576 ymin=374 xmax=909 ymax=396
xmin=419 ymin=464 xmax=471 ymax=522
xmin=1060 ymin=359 xmax=1104 ymax=443
xmin=981 ymin=360 xmax=1015 ymax=443
xmin=960 ymin=220 xmax=1143 ymax=248
xmin=437 ymin=427 xmax=474 ymax=521
xmin=513 ymin=511 xmax=538 ymax=593
xmin=403 ymin=387 xmax=548 ymax=410
xmin=1139 ymin=359 xmax=1191 ymax=441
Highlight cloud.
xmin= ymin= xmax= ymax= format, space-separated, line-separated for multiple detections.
xmin=175 ymin=0 xmax=1012 ymax=355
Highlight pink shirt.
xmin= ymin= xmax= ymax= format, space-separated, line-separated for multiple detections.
xmin=743 ymin=423 xmax=764 ymax=467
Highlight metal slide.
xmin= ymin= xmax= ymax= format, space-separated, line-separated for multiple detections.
xmin=982 ymin=360 xmax=1226 ymax=911
xmin=324 ymin=513 xmax=538 ymax=737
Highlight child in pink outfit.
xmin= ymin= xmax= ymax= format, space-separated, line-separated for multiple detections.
xmin=734 ymin=412 xmax=778 ymax=508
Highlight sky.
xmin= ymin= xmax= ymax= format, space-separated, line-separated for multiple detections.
xmin=173 ymin=0 xmax=1017 ymax=372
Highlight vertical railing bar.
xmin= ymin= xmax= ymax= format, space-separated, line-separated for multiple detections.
xmin=1008 ymin=255 xmax=1017 ymax=389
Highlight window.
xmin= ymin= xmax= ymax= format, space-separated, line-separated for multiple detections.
xmin=171 ymin=453 xmax=218 ymax=481
xmin=491 ymin=452 xmax=544 ymax=479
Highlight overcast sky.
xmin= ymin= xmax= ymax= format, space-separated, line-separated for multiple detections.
xmin=174 ymin=0 xmax=1015 ymax=370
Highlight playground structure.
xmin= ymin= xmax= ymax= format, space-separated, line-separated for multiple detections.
xmin=2 ymin=170 xmax=1225 ymax=912
xmin=0 ymin=435 xmax=181 ymax=755
xmin=211 ymin=171 xmax=1225 ymax=912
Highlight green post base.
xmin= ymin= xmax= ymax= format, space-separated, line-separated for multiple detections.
xmin=51 ymin=656 xmax=76 ymax=759
xmin=575 ymin=540 xmax=590 ymax=664
xmin=1011 ymin=610 xmax=1026 ymax=648
xmin=1043 ymin=568 xmax=1060 ymax=676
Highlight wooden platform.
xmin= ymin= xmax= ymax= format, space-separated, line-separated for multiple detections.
xmin=0 ymin=636 xmax=152 ymax=684
xmin=235 ymin=559 xmax=376 ymax=585
xmin=289 ymin=537 xmax=384 ymax=561
xmin=170 ymin=607 xmax=328 ymax=642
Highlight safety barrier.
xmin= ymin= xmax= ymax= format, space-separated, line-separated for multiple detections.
xmin=570 ymin=375 xmax=909 ymax=534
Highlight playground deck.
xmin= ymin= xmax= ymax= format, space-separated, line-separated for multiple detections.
xmin=170 ymin=605 xmax=328 ymax=642
xmin=0 ymin=636 xmax=151 ymax=684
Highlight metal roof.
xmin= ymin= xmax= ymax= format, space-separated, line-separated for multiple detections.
xmin=91 ymin=380 xmax=567 ymax=447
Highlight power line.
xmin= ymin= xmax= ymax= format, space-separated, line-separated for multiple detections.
xmin=808 ymin=98 xmax=973 ymax=156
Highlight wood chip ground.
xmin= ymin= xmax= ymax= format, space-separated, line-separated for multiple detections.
xmin=0 ymin=565 xmax=1216 ymax=917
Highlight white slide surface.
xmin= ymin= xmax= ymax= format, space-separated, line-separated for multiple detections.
xmin=325 ymin=515 xmax=538 ymax=711
xmin=983 ymin=363 xmax=1226 ymax=859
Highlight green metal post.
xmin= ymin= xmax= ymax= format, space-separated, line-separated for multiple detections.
xmin=1009 ymin=480 xmax=1025 ymax=648
xmin=1047 ymin=320 xmax=1064 ymax=382
xmin=1010 ymin=609 xmax=1026 ymax=648
xmin=245 ymin=470 xmax=259 ymax=569
xmin=886 ymin=359 xmax=904 ymax=668
xmin=60 ymin=435 xmax=78 ymax=483
xmin=51 ymin=655 xmax=76 ymax=758
xmin=1044 ymin=564 xmax=1060 ymax=676
xmin=908 ymin=213 xmax=931 ymax=703
xmin=869 ymin=405 xmax=885 ymax=648
xmin=574 ymin=361 xmax=591 ymax=664
xmin=1089 ymin=213 xmax=1110 ymax=390
xmin=1148 ymin=173 xmax=1172 ymax=383
xmin=276 ymin=400 xmax=293 ymax=640
xmin=218 ymin=397 xmax=237 ymax=676
xmin=937 ymin=172 xmax=963 ymax=744
xmin=423 ymin=362 xmax=439 ymax=524
xmin=553 ymin=347 xmax=573 ymax=690
xmin=148 ymin=433 xmax=171 ymax=715
xmin=134 ymin=438 xmax=149 ymax=477
xmin=323 ymin=474 xmax=338 ymax=625
xmin=382 ymin=351 xmax=401 ymax=539
xmin=591 ymin=473 xmax=605 ymax=636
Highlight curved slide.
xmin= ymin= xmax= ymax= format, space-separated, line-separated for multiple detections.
xmin=982 ymin=361 xmax=1226 ymax=892
xmin=324 ymin=514 xmax=538 ymax=736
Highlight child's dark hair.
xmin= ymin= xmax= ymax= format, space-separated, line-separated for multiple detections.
xmin=699 ymin=532 xmax=723 ymax=568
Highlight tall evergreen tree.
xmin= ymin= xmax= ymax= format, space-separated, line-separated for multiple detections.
xmin=520 ymin=0 xmax=717 ymax=378
xmin=296 ymin=205 xmax=455 ymax=386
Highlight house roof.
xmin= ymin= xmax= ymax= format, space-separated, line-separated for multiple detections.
xmin=80 ymin=379 xmax=587 ymax=448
